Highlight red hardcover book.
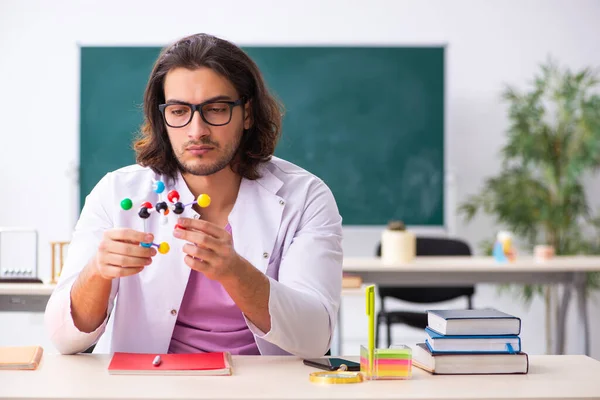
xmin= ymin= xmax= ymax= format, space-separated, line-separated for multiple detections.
xmin=107 ymin=352 xmax=232 ymax=375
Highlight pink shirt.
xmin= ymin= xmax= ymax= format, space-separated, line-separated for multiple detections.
xmin=168 ymin=224 xmax=260 ymax=355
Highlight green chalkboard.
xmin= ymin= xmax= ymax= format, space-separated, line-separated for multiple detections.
xmin=80 ymin=46 xmax=444 ymax=225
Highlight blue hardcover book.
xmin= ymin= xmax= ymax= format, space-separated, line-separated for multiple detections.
xmin=426 ymin=308 xmax=521 ymax=336
xmin=425 ymin=327 xmax=521 ymax=354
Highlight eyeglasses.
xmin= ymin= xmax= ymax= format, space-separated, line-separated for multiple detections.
xmin=158 ymin=97 xmax=246 ymax=128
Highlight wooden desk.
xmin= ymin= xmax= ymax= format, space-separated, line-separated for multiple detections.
xmin=343 ymin=256 xmax=600 ymax=356
xmin=1 ymin=354 xmax=599 ymax=399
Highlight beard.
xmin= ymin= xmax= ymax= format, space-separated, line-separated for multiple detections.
xmin=175 ymin=136 xmax=240 ymax=176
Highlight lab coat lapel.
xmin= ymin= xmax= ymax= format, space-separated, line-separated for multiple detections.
xmin=229 ymin=167 xmax=284 ymax=275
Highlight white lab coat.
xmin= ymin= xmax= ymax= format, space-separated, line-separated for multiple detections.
xmin=44 ymin=157 xmax=343 ymax=358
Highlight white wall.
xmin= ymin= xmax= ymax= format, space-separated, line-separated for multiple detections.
xmin=1 ymin=0 xmax=599 ymax=358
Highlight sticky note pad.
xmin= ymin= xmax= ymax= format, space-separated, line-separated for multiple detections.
xmin=360 ymin=345 xmax=412 ymax=380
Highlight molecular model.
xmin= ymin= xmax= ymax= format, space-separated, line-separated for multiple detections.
xmin=120 ymin=180 xmax=211 ymax=254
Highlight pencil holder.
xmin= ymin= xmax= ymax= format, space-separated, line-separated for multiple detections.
xmin=360 ymin=345 xmax=412 ymax=380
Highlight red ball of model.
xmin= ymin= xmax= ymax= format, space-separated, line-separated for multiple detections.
xmin=167 ymin=190 xmax=180 ymax=203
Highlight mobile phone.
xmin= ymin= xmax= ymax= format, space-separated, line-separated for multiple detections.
xmin=303 ymin=357 xmax=361 ymax=371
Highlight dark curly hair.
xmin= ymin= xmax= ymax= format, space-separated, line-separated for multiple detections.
xmin=134 ymin=33 xmax=283 ymax=181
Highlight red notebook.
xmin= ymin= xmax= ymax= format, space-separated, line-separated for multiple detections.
xmin=107 ymin=352 xmax=232 ymax=375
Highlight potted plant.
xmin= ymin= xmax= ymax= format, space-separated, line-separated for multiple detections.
xmin=458 ymin=59 xmax=600 ymax=353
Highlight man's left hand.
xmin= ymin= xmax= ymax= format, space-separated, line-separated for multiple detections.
xmin=173 ymin=218 xmax=241 ymax=281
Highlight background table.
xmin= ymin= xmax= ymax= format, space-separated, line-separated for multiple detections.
xmin=342 ymin=256 xmax=600 ymax=356
xmin=3 ymin=256 xmax=600 ymax=356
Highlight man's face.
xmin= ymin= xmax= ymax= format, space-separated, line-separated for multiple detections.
xmin=162 ymin=67 xmax=250 ymax=176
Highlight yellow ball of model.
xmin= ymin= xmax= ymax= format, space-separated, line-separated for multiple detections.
xmin=197 ymin=194 xmax=211 ymax=208
xmin=158 ymin=242 xmax=170 ymax=255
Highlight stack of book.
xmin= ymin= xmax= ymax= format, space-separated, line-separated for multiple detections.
xmin=412 ymin=308 xmax=529 ymax=375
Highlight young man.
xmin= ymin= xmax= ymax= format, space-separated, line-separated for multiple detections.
xmin=45 ymin=33 xmax=343 ymax=358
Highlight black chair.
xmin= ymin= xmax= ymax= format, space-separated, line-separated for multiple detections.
xmin=375 ymin=237 xmax=475 ymax=348
xmin=83 ymin=344 xmax=95 ymax=353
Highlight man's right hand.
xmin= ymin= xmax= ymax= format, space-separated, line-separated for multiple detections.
xmin=93 ymin=229 xmax=157 ymax=280
xmin=69 ymin=229 xmax=157 ymax=333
